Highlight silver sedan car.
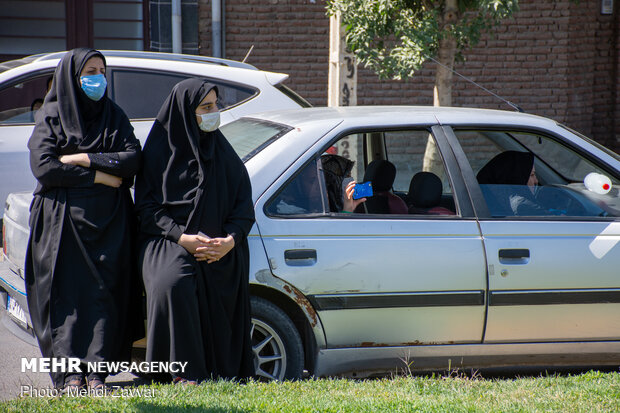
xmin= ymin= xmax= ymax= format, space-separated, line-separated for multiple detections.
xmin=1 ymin=106 xmax=619 ymax=381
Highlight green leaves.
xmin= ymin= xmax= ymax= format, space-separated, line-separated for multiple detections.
xmin=326 ymin=0 xmax=519 ymax=81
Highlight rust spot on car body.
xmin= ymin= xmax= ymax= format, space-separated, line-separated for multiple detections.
xmin=283 ymin=284 xmax=318 ymax=327
xmin=360 ymin=342 xmax=388 ymax=347
xmin=359 ymin=340 xmax=450 ymax=347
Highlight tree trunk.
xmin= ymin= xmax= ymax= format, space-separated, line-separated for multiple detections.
xmin=423 ymin=0 xmax=458 ymax=178
xmin=433 ymin=0 xmax=458 ymax=107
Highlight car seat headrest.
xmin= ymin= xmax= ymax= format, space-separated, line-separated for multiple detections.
xmin=363 ymin=160 xmax=396 ymax=192
xmin=408 ymin=172 xmax=442 ymax=208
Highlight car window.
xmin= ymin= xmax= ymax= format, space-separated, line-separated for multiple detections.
xmin=109 ymin=68 xmax=257 ymax=119
xmin=384 ymin=130 xmax=454 ymax=197
xmin=267 ymin=129 xmax=458 ymax=217
xmin=0 ymin=73 xmax=53 ymax=125
xmin=453 ymin=129 xmax=620 ymax=218
xmin=265 ymin=158 xmax=326 ymax=216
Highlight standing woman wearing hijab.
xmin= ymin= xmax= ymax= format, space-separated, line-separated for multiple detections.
xmin=26 ymin=48 xmax=142 ymax=391
xmin=135 ymin=78 xmax=255 ymax=384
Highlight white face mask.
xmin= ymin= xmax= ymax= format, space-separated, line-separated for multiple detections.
xmin=197 ymin=112 xmax=220 ymax=132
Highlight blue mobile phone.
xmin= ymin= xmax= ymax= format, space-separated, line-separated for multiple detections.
xmin=352 ymin=181 xmax=373 ymax=200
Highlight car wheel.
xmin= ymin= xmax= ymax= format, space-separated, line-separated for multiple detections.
xmin=250 ymin=296 xmax=304 ymax=381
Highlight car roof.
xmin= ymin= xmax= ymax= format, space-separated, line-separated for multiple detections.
xmin=0 ymin=50 xmax=257 ymax=73
xmin=0 ymin=50 xmax=290 ymax=88
xmin=244 ymin=106 xmax=559 ymax=130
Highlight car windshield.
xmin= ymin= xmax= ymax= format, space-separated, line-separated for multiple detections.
xmin=220 ymin=118 xmax=292 ymax=162
xmin=558 ymin=123 xmax=620 ymax=162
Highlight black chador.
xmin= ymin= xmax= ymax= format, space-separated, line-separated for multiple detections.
xmin=135 ymin=79 xmax=255 ymax=381
xmin=25 ymin=48 xmax=143 ymax=388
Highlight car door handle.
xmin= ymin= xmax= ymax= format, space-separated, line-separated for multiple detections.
xmin=284 ymin=249 xmax=317 ymax=266
xmin=498 ymin=249 xmax=530 ymax=264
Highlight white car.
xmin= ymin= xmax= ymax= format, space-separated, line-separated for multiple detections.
xmin=2 ymin=106 xmax=619 ymax=381
xmin=0 ymin=50 xmax=310 ymax=205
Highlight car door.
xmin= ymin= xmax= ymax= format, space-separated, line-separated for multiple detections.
xmin=447 ymin=126 xmax=620 ymax=343
xmin=256 ymin=126 xmax=488 ymax=348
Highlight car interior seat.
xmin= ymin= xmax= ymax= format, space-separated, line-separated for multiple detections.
xmin=406 ymin=172 xmax=455 ymax=215
xmin=355 ymin=160 xmax=408 ymax=214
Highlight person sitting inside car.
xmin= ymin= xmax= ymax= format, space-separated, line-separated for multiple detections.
xmin=271 ymin=155 xmax=366 ymax=215
xmin=321 ymin=154 xmax=366 ymax=213
xmin=476 ymin=150 xmax=545 ymax=216
xmin=29 ymin=98 xmax=43 ymax=121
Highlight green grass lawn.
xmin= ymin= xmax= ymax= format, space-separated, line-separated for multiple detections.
xmin=2 ymin=370 xmax=619 ymax=412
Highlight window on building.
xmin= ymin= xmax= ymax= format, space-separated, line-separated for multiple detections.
xmin=0 ymin=1 xmax=67 ymax=55
xmin=93 ymin=0 xmax=145 ymax=51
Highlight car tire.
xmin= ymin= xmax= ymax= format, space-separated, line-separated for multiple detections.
xmin=250 ymin=296 xmax=304 ymax=381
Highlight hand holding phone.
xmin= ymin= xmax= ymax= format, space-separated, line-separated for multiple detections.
xmin=352 ymin=181 xmax=373 ymax=200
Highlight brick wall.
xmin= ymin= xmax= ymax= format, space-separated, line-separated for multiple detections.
xmin=615 ymin=0 xmax=620 ymax=150
xmin=199 ymin=0 xmax=330 ymax=104
xmin=198 ymin=0 xmax=619 ymax=153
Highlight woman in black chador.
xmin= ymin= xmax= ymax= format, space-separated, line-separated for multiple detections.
xmin=135 ymin=78 xmax=255 ymax=383
xmin=25 ymin=48 xmax=142 ymax=390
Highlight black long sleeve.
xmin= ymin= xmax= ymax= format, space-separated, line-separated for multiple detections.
xmin=29 ymin=117 xmax=96 ymax=188
xmin=134 ymin=133 xmax=184 ymax=242
xmin=135 ymin=183 xmax=185 ymax=242
xmin=87 ymin=135 xmax=141 ymax=179
xmin=223 ymin=167 xmax=255 ymax=245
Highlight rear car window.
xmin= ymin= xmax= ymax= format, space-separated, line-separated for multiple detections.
xmin=0 ymin=72 xmax=54 ymax=124
xmin=109 ymin=68 xmax=258 ymax=119
xmin=220 ymin=118 xmax=292 ymax=162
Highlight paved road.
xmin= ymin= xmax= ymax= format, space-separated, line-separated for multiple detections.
xmin=0 ymin=308 xmax=144 ymax=401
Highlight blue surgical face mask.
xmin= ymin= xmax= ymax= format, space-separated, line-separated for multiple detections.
xmin=80 ymin=74 xmax=107 ymax=101
xmin=197 ymin=111 xmax=220 ymax=132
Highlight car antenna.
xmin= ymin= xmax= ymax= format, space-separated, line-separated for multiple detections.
xmin=425 ymin=55 xmax=524 ymax=113
xmin=242 ymin=45 xmax=254 ymax=63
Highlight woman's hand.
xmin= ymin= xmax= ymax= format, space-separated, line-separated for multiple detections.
xmin=59 ymin=153 xmax=90 ymax=167
xmin=343 ymin=181 xmax=366 ymax=213
xmin=178 ymin=233 xmax=211 ymax=254
xmin=94 ymin=170 xmax=122 ymax=188
xmin=195 ymin=235 xmax=235 ymax=263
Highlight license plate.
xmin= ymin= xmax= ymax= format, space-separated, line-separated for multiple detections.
xmin=6 ymin=295 xmax=27 ymax=327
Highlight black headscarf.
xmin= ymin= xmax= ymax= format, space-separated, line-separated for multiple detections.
xmin=477 ymin=151 xmax=535 ymax=186
xmin=156 ymin=79 xmax=217 ymax=204
xmin=43 ymin=48 xmax=108 ymax=139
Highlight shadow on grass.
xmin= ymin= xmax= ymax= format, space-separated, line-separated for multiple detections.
xmin=128 ymin=401 xmax=250 ymax=413
xmin=103 ymin=375 xmax=256 ymax=412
